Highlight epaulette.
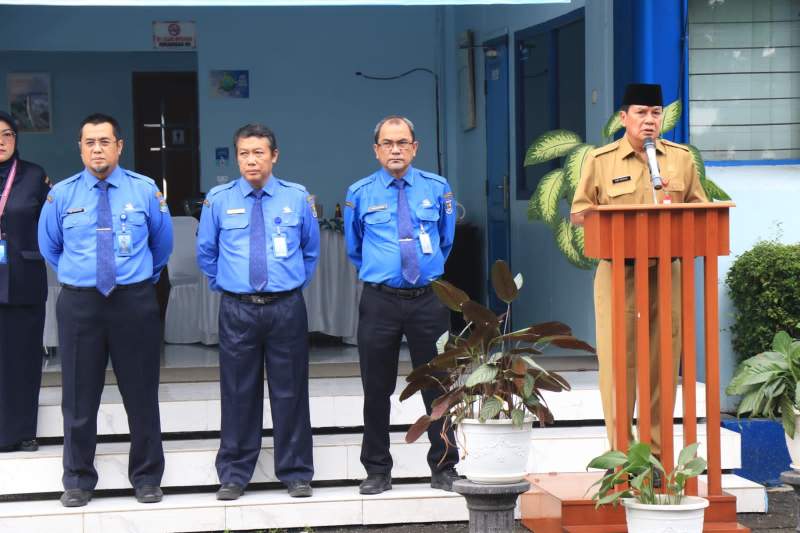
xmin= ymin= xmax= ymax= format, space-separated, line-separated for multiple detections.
xmin=276 ymin=178 xmax=307 ymax=193
xmin=348 ymin=174 xmax=377 ymax=194
xmin=418 ymin=171 xmax=447 ymax=185
xmin=50 ymin=172 xmax=82 ymax=192
xmin=661 ymin=139 xmax=690 ymax=152
xmin=206 ymin=180 xmax=237 ymax=199
xmin=123 ymin=169 xmax=157 ymax=187
xmin=591 ymin=140 xmax=621 ymax=158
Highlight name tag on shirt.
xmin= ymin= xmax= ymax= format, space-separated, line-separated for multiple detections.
xmin=367 ymin=204 xmax=387 ymax=212
xmin=227 ymin=208 xmax=246 ymax=215
xmin=612 ymin=176 xmax=631 ymax=184
xmin=0 ymin=240 xmax=6 ymax=264
xmin=66 ymin=207 xmax=86 ymax=214
xmin=273 ymin=234 xmax=288 ymax=258
xmin=419 ymin=230 xmax=433 ymax=254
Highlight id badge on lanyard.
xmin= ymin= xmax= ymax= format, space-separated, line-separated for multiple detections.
xmin=273 ymin=217 xmax=288 ymax=258
xmin=0 ymin=160 xmax=19 ymax=264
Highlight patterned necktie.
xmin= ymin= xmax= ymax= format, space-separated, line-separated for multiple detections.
xmin=95 ymin=180 xmax=116 ymax=296
xmin=249 ymin=189 xmax=268 ymax=292
xmin=395 ymin=179 xmax=420 ymax=285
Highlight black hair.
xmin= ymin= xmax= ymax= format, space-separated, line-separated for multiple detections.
xmin=79 ymin=113 xmax=122 ymax=140
xmin=233 ymin=123 xmax=278 ymax=152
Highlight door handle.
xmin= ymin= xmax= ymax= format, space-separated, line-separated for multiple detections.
xmin=497 ymin=175 xmax=509 ymax=210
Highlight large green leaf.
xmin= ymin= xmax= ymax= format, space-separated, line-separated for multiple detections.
xmin=686 ymin=144 xmax=707 ymax=182
xmin=524 ymin=129 xmax=582 ymax=166
xmin=660 ymin=99 xmax=682 ymax=134
xmin=702 ymin=178 xmax=731 ymax=201
xmin=556 ymin=219 xmax=587 ymax=268
xmin=531 ymin=169 xmax=565 ymax=226
xmin=479 ymin=397 xmax=503 ymax=421
xmin=465 ymin=363 xmax=498 ymax=388
xmin=602 ymin=110 xmax=623 ymax=140
xmin=563 ymin=144 xmax=594 ymax=200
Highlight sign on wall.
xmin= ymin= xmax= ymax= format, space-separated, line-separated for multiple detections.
xmin=7 ymin=73 xmax=51 ymax=133
xmin=153 ymin=21 xmax=197 ymax=49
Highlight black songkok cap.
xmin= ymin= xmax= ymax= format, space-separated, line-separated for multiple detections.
xmin=622 ymin=83 xmax=663 ymax=107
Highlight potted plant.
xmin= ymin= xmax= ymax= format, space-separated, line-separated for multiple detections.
xmin=400 ymin=260 xmax=595 ymax=484
xmin=587 ymin=441 xmax=709 ymax=533
xmin=726 ymin=329 xmax=800 ymax=470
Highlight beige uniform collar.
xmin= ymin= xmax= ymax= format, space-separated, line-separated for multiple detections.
xmin=618 ymin=135 xmax=665 ymax=160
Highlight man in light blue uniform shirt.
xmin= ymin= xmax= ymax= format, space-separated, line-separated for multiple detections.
xmin=197 ymin=123 xmax=319 ymax=500
xmin=344 ymin=115 xmax=460 ymax=495
xmin=38 ymin=113 xmax=172 ymax=508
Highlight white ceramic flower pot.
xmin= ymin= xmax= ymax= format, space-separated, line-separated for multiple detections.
xmin=622 ymin=496 xmax=709 ymax=533
xmin=784 ymin=414 xmax=800 ymax=471
xmin=458 ymin=417 xmax=533 ymax=484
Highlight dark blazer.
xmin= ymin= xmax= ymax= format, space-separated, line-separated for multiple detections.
xmin=0 ymin=159 xmax=49 ymax=305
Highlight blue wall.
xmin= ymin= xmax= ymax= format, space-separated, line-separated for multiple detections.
xmin=442 ymin=0 xmax=613 ymax=345
xmin=0 ymin=51 xmax=196 ymax=181
xmin=0 ymin=6 xmax=440 ymax=210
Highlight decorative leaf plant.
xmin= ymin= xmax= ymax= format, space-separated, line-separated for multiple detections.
xmin=587 ymin=441 xmax=707 ymax=507
xmin=726 ymin=330 xmax=800 ymax=438
xmin=401 ymin=260 xmax=595 ymax=449
xmin=526 ymin=100 xmax=731 ymax=269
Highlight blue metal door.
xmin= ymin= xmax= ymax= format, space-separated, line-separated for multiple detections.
xmin=485 ymin=38 xmax=511 ymax=312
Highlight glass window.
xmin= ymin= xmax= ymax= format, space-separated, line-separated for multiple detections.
xmin=516 ymin=11 xmax=585 ymax=195
xmin=688 ymin=0 xmax=800 ymax=160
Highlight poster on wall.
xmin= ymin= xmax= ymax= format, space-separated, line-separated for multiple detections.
xmin=7 ymin=73 xmax=52 ymax=133
xmin=209 ymin=70 xmax=250 ymax=98
xmin=153 ymin=21 xmax=196 ymax=49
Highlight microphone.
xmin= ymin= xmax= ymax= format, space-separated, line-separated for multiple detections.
xmin=643 ymin=137 xmax=663 ymax=190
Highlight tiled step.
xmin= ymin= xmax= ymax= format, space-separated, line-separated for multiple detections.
xmin=0 ymin=425 xmax=741 ymax=496
xmin=35 ymin=372 xmax=707 ymax=437
xmin=0 ymin=484 xmax=469 ymax=533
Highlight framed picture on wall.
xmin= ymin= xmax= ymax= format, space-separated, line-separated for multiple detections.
xmin=209 ymin=70 xmax=250 ymax=99
xmin=7 ymin=72 xmax=52 ymax=133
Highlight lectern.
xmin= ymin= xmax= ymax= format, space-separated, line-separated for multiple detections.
xmin=521 ymin=202 xmax=749 ymax=532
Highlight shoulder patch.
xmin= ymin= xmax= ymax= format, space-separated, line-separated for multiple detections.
xmin=591 ymin=140 xmax=620 ymax=157
xmin=660 ymin=139 xmax=690 ymax=152
xmin=443 ymin=191 xmax=454 ymax=199
xmin=348 ymin=174 xmax=377 ymax=194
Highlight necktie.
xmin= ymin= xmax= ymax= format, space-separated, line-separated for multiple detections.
xmin=95 ymin=180 xmax=116 ymax=296
xmin=396 ymin=179 xmax=420 ymax=285
xmin=249 ymin=189 xmax=268 ymax=292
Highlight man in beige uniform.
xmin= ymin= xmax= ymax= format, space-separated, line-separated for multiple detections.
xmin=570 ymin=84 xmax=707 ymax=456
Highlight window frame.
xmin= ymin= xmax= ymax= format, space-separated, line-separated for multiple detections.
xmin=514 ymin=7 xmax=585 ymax=198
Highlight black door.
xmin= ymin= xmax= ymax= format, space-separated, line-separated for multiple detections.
xmin=132 ymin=72 xmax=200 ymax=215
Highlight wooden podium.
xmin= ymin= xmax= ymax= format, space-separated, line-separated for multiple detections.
xmin=521 ymin=202 xmax=749 ymax=532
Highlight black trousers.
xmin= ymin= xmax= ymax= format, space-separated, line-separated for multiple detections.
xmin=58 ymin=283 xmax=164 ymax=491
xmin=358 ymin=285 xmax=459 ymax=475
xmin=0 ymin=303 xmax=45 ymax=448
xmin=216 ymin=290 xmax=313 ymax=487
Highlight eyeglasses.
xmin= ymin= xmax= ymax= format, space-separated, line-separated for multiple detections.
xmin=378 ymin=140 xmax=415 ymax=151
xmin=81 ymin=139 xmax=117 ymax=149
xmin=0 ymin=131 xmax=15 ymax=142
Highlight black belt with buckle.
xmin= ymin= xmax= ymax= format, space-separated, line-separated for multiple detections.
xmin=366 ymin=282 xmax=432 ymax=299
xmin=61 ymin=280 xmax=150 ymax=291
xmin=224 ymin=288 xmax=297 ymax=305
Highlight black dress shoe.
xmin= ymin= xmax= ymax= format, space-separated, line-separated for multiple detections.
xmin=135 ymin=484 xmax=163 ymax=503
xmin=60 ymin=489 xmax=92 ymax=507
xmin=359 ymin=473 xmax=391 ymax=495
xmin=286 ymin=480 xmax=313 ymax=498
xmin=18 ymin=439 xmax=38 ymax=452
xmin=430 ymin=467 xmax=463 ymax=491
xmin=216 ymin=482 xmax=244 ymax=501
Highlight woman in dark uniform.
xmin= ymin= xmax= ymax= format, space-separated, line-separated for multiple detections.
xmin=0 ymin=111 xmax=49 ymax=452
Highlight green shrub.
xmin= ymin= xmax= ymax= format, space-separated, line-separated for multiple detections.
xmin=726 ymin=240 xmax=800 ymax=362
